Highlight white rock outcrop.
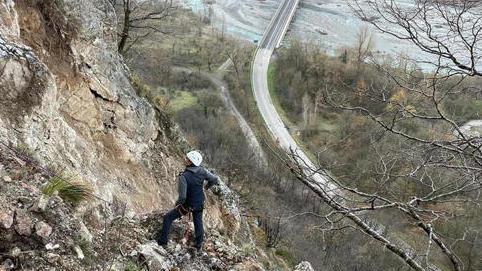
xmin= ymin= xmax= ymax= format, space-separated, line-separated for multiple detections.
xmin=0 ymin=0 xmax=179 ymax=214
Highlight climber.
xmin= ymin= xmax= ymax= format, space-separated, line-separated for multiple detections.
xmin=157 ymin=150 xmax=219 ymax=251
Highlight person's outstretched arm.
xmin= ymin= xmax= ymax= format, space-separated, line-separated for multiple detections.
xmin=204 ymin=169 xmax=219 ymax=189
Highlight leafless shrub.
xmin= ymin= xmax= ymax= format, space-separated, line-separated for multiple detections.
xmin=277 ymin=1 xmax=482 ymax=270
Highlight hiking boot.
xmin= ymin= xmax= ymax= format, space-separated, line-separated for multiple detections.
xmin=188 ymin=245 xmax=203 ymax=257
xmin=156 ymin=239 xmax=167 ymax=247
xmin=156 ymin=240 xmax=172 ymax=251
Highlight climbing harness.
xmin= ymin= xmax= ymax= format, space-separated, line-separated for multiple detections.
xmin=176 ymin=204 xmax=191 ymax=216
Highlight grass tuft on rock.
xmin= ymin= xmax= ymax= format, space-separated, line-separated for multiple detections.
xmin=42 ymin=175 xmax=93 ymax=205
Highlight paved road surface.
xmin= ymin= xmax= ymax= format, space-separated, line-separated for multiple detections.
xmin=251 ymin=0 xmax=338 ymax=194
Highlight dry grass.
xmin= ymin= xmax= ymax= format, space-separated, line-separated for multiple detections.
xmin=42 ymin=175 xmax=93 ymax=206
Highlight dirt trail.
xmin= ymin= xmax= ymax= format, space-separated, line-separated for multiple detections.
xmin=173 ymin=62 xmax=268 ymax=168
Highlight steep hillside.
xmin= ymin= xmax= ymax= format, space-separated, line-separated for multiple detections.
xmin=0 ymin=143 xmax=265 ymax=270
xmin=0 ymin=0 xmax=181 ymax=214
xmin=0 ymin=0 xmax=309 ymax=270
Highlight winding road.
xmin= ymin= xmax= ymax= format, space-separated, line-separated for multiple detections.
xmin=251 ymin=0 xmax=338 ymax=194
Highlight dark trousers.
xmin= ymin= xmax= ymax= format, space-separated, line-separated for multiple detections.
xmin=158 ymin=207 xmax=204 ymax=248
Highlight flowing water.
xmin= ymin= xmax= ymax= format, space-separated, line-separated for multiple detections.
xmin=180 ymin=0 xmax=423 ymax=60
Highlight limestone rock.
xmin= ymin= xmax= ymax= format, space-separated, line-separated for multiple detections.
xmin=12 ymin=156 xmax=25 ymax=166
xmin=10 ymin=247 xmax=21 ymax=257
xmin=14 ymin=210 xmax=32 ymax=236
xmin=78 ymin=221 xmax=93 ymax=243
xmin=294 ymin=261 xmax=314 ymax=271
xmin=2 ymin=176 xmax=12 ymax=183
xmin=47 ymin=195 xmax=63 ymax=208
xmin=0 ymin=0 xmax=181 ymax=215
xmin=35 ymin=221 xmax=52 ymax=239
xmin=73 ymin=245 xmax=85 ymax=260
xmin=208 ymin=257 xmax=226 ymax=270
xmin=30 ymin=195 xmax=48 ymax=212
xmin=0 ymin=0 xmax=20 ymax=37
xmin=45 ymin=253 xmax=60 ymax=264
xmin=0 ymin=210 xmax=14 ymax=229
xmin=136 ymin=241 xmax=174 ymax=271
xmin=45 ymin=243 xmax=60 ymax=250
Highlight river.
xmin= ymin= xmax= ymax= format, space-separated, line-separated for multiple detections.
xmin=180 ymin=0 xmax=425 ymax=61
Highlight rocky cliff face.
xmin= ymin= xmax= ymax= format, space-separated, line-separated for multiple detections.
xmin=0 ymin=0 xmax=243 ymax=226
xmin=0 ymin=0 xmax=265 ymax=269
xmin=0 ymin=1 xmax=315 ymax=270
xmin=0 ymin=0 xmax=182 ymax=214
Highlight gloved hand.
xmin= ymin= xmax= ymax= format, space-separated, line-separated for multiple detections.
xmin=210 ymin=185 xmax=223 ymax=196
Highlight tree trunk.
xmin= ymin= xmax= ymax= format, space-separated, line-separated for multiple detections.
xmin=118 ymin=0 xmax=131 ymax=54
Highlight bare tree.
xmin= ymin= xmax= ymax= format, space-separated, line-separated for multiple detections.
xmin=355 ymin=26 xmax=373 ymax=67
xmin=226 ymin=49 xmax=242 ymax=85
xmin=114 ymin=0 xmax=176 ymax=55
xmin=225 ymin=44 xmax=253 ymax=116
xmin=260 ymin=212 xmax=285 ymax=248
xmin=284 ymin=140 xmax=479 ymax=271
xmin=278 ymin=1 xmax=482 ymax=270
xmin=351 ymin=0 xmax=482 ymax=76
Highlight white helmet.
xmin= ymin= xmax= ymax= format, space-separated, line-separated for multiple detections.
xmin=186 ymin=150 xmax=203 ymax=166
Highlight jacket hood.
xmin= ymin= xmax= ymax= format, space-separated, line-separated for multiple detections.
xmin=186 ymin=166 xmax=203 ymax=174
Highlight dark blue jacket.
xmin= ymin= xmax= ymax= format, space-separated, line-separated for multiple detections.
xmin=175 ymin=166 xmax=219 ymax=210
